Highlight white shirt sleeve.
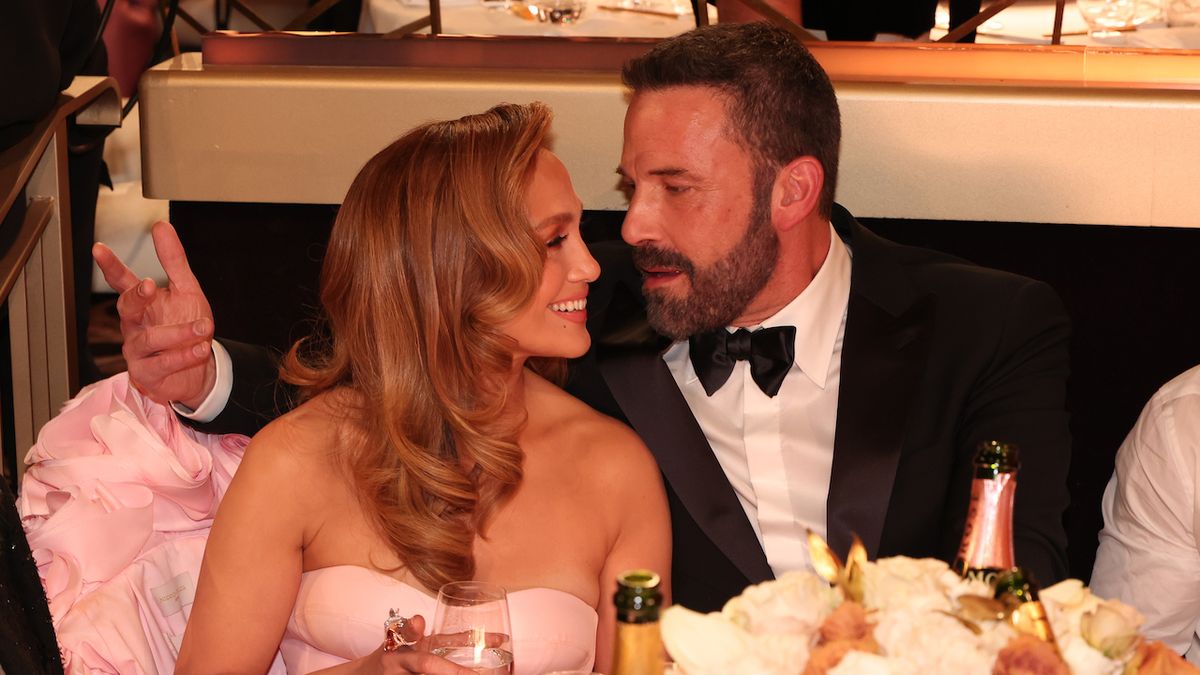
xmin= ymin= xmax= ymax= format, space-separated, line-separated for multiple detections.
xmin=169 ymin=340 xmax=235 ymax=424
xmin=1091 ymin=367 xmax=1200 ymax=663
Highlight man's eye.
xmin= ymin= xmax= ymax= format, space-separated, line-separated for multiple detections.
xmin=546 ymin=234 xmax=568 ymax=248
xmin=665 ymin=184 xmax=690 ymax=194
xmin=618 ymin=181 xmax=635 ymax=198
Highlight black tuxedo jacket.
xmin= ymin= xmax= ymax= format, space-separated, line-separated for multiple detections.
xmin=205 ymin=205 xmax=1071 ymax=614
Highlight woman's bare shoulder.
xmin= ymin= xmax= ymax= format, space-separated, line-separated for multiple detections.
xmin=525 ymin=372 xmax=657 ymax=477
xmin=239 ymin=390 xmax=356 ymax=482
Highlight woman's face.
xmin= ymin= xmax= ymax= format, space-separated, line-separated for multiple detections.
xmin=504 ymin=149 xmax=600 ymax=361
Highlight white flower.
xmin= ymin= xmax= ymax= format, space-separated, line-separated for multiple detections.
xmin=1041 ymin=579 xmax=1101 ymax=639
xmin=661 ymin=605 xmax=753 ymax=675
xmin=1081 ymin=599 xmax=1143 ymax=661
xmin=872 ymin=606 xmax=999 ymax=675
xmin=829 ymin=650 xmax=914 ymax=675
xmin=972 ymin=615 xmax=1019 ymax=656
xmin=861 ymin=557 xmax=980 ymax=614
xmin=1040 ymin=579 xmax=1091 ymax=607
xmin=1041 ymin=579 xmax=1142 ymax=668
xmin=749 ymin=633 xmax=812 ymax=674
xmin=722 ymin=570 xmax=840 ymax=637
xmin=661 ymin=605 xmax=810 ymax=675
xmin=1058 ymin=632 xmax=1125 ymax=675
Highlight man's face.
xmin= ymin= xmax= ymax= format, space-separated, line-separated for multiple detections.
xmin=618 ymin=86 xmax=778 ymax=340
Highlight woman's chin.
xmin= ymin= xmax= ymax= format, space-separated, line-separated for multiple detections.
xmin=530 ymin=334 xmax=592 ymax=361
xmin=557 ymin=336 xmax=592 ymax=360
xmin=565 ymin=341 xmax=591 ymax=360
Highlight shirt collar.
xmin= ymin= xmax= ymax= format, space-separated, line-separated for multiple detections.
xmin=759 ymin=222 xmax=851 ymax=389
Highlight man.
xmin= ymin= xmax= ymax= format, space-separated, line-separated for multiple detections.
xmin=1091 ymin=365 xmax=1200 ymax=666
xmin=3 ymin=0 xmax=111 ymax=385
xmin=95 ymin=22 xmax=1071 ymax=613
xmin=3 ymin=2 xmax=107 ymax=672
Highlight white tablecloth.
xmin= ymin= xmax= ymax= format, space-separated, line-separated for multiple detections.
xmin=361 ymin=0 xmax=713 ymax=37
xmin=931 ymin=0 xmax=1200 ymax=48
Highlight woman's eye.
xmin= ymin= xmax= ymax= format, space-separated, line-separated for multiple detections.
xmin=546 ymin=234 xmax=568 ymax=248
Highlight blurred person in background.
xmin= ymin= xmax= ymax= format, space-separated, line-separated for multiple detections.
xmin=2 ymin=0 xmax=112 ymax=385
xmin=1 ymin=3 xmax=107 ymax=670
xmin=1092 ymin=365 xmax=1200 ymax=667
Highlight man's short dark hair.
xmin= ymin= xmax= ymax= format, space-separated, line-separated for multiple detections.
xmin=622 ymin=22 xmax=841 ymax=218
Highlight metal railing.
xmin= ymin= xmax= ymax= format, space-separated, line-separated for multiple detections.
xmin=0 ymin=76 xmax=121 ymax=489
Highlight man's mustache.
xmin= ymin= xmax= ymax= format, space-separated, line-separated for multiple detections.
xmin=632 ymin=245 xmax=695 ymax=277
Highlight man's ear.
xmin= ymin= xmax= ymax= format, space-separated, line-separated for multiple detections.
xmin=773 ymin=156 xmax=824 ymax=231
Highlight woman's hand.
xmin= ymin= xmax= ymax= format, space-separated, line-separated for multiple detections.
xmin=351 ymin=615 xmax=478 ymax=675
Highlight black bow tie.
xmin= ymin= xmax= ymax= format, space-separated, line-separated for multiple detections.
xmin=688 ymin=326 xmax=797 ymax=398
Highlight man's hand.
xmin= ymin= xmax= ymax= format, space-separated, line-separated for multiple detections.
xmin=93 ymin=221 xmax=216 ymax=409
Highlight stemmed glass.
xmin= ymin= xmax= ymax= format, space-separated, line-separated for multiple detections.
xmin=428 ymin=581 xmax=515 ymax=674
xmin=1076 ymin=0 xmax=1138 ymax=38
xmin=1166 ymin=0 xmax=1200 ymax=25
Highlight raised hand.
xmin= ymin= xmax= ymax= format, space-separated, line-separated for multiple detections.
xmin=93 ymin=221 xmax=216 ymax=409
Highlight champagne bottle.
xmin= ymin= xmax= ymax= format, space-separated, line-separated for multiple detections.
xmin=611 ymin=569 xmax=664 ymax=675
xmin=955 ymin=440 xmax=1020 ymax=587
xmin=994 ymin=568 xmax=1057 ymax=647
xmin=992 ymin=567 xmax=1038 ymax=606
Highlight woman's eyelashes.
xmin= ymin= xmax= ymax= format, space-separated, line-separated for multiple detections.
xmin=546 ymin=233 xmax=568 ymax=248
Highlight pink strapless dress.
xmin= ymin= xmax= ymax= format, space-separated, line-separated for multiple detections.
xmin=281 ymin=565 xmax=598 ymax=675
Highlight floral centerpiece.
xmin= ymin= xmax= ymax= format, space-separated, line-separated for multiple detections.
xmin=661 ymin=552 xmax=1198 ymax=675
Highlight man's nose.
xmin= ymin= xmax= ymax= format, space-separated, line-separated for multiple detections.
xmin=621 ymin=194 xmax=659 ymax=247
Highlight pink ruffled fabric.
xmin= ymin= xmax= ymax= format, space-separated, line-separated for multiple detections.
xmin=17 ymin=373 xmax=285 ymax=674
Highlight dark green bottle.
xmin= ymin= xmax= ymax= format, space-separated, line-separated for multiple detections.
xmin=612 ymin=569 xmax=664 ymax=675
xmin=993 ymin=568 xmax=1038 ymax=608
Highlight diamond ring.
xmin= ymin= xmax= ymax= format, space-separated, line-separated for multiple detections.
xmin=383 ymin=609 xmax=419 ymax=651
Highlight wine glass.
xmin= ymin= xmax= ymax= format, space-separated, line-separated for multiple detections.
xmin=527 ymin=0 xmax=587 ymax=24
xmin=1167 ymin=0 xmax=1200 ymax=26
xmin=428 ymin=581 xmax=514 ymax=674
xmin=1076 ymin=0 xmax=1138 ymax=38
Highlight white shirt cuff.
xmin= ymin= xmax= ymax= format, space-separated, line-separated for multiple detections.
xmin=171 ymin=340 xmax=234 ymax=423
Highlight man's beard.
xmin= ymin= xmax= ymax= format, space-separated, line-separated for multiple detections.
xmin=633 ymin=176 xmax=779 ymax=341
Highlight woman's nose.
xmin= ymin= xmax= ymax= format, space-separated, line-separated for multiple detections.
xmin=569 ymin=240 xmax=601 ymax=283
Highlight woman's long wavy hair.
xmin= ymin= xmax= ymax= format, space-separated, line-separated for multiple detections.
xmin=281 ymin=102 xmax=562 ymax=590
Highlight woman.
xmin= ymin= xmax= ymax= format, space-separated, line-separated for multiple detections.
xmin=173 ymin=103 xmax=671 ymax=674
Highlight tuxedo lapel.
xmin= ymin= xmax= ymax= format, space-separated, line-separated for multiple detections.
xmin=826 ymin=206 xmax=936 ymax=560
xmin=599 ymin=350 xmax=774 ymax=585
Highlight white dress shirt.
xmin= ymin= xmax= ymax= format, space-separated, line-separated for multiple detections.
xmin=172 ymin=340 xmax=234 ymax=423
xmin=662 ymin=223 xmax=852 ymax=578
xmin=1091 ymin=364 xmax=1200 ymax=666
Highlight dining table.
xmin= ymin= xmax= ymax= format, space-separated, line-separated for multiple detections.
xmin=360 ymin=0 xmax=715 ymax=37
xmin=927 ymin=0 xmax=1200 ymax=48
